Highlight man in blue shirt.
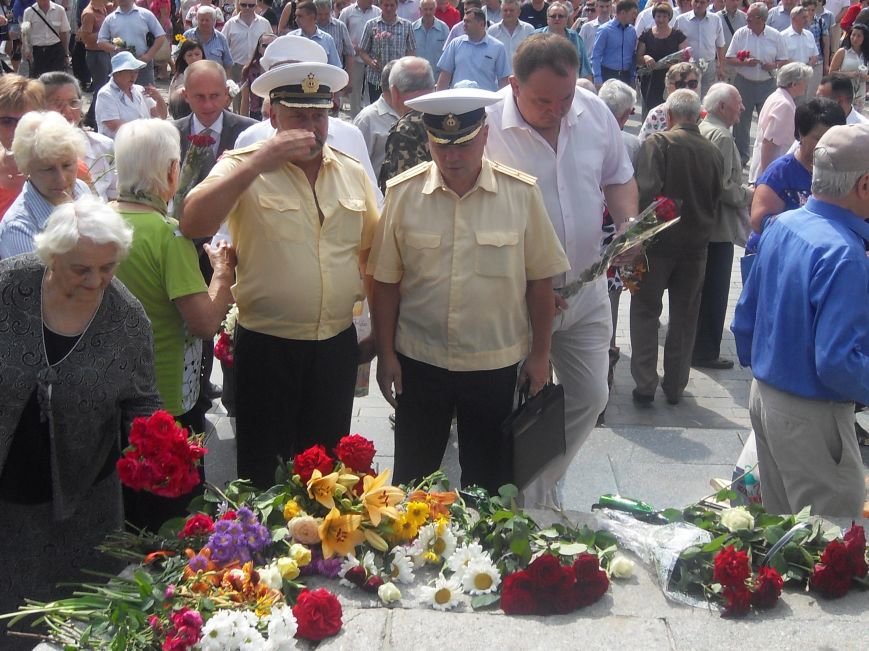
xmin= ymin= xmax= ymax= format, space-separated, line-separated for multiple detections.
xmin=97 ymin=0 xmax=167 ymax=87
xmin=413 ymin=0 xmax=449 ymax=73
xmin=732 ymin=123 xmax=869 ymax=519
xmin=592 ymin=0 xmax=638 ymax=88
xmin=290 ymin=1 xmax=343 ymax=69
xmin=184 ymin=5 xmax=234 ymax=72
xmin=436 ymin=7 xmax=511 ymax=91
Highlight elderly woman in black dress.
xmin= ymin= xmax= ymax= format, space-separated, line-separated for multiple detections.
xmin=0 ymin=196 xmax=160 ymax=648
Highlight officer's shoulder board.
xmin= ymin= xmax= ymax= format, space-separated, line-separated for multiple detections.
xmin=489 ymin=160 xmax=537 ymax=186
xmin=385 ymin=161 xmax=432 ymax=190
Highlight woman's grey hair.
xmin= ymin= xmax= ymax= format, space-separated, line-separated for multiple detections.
xmin=665 ymin=62 xmax=699 ymax=86
xmin=703 ymin=82 xmax=737 ymax=116
xmin=34 ymin=195 xmax=134 ymax=263
xmin=777 ymin=61 xmax=813 ymax=88
xmin=114 ymin=119 xmax=181 ymax=198
xmin=389 ymin=56 xmax=435 ymax=93
xmin=811 ymin=167 xmax=869 ymax=198
xmin=39 ymin=71 xmax=83 ymax=99
xmin=11 ymin=111 xmax=86 ymax=175
xmin=666 ymin=88 xmax=702 ymax=121
xmin=599 ymin=79 xmax=636 ymax=118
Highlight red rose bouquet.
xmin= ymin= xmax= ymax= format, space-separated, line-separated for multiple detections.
xmin=711 ymin=545 xmax=783 ymax=617
xmin=170 ymin=132 xmax=217 ymax=221
xmin=500 ymin=553 xmax=609 ymax=615
xmin=736 ymin=50 xmax=751 ymax=62
xmin=810 ymin=523 xmax=868 ymax=598
xmin=116 ymin=410 xmax=206 ymax=498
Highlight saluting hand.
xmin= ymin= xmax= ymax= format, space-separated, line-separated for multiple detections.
xmin=250 ymin=129 xmax=321 ymax=173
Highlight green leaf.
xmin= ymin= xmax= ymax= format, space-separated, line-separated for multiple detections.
xmin=768 ymin=553 xmax=789 ymax=575
xmin=491 ymin=510 xmax=515 ymax=523
xmin=764 ymin=525 xmax=786 ymax=545
xmin=794 ymin=505 xmax=812 ymax=523
xmin=271 ymin=527 xmax=289 ymax=542
xmin=680 ymin=545 xmax=702 ymax=560
xmin=557 ymin=542 xmax=588 ymax=556
xmin=470 ymin=593 xmax=501 ymax=610
xmin=537 ymin=528 xmax=560 ymax=539
xmin=498 ymin=484 xmax=519 ymax=500
xmin=661 ymin=508 xmax=684 ymax=523
xmin=701 ymin=533 xmax=729 ymax=553
xmin=714 ymin=488 xmax=738 ymax=502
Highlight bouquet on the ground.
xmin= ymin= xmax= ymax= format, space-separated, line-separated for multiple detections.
xmin=170 ymin=132 xmax=217 ymax=221
xmin=638 ymin=47 xmax=694 ymax=75
xmin=213 ymin=303 xmax=238 ymax=367
xmin=116 ymin=410 xmax=206 ymax=498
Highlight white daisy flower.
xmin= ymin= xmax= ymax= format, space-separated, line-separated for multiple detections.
xmin=420 ymin=574 xmax=463 ymax=611
xmin=405 ymin=540 xmax=427 ymax=568
xmin=416 ymin=521 xmax=458 ymax=562
xmin=360 ymin=550 xmax=379 ymax=576
xmin=446 ymin=541 xmax=490 ymax=578
xmin=386 ymin=550 xmax=416 ymax=584
xmin=461 ymin=559 xmax=501 ymax=595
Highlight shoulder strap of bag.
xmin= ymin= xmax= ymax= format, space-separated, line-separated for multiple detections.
xmin=721 ymin=12 xmax=735 ymax=37
xmin=32 ymin=6 xmax=62 ymax=41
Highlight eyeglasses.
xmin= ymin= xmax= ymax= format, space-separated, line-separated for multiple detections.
xmin=674 ymin=79 xmax=699 ymax=89
xmin=50 ymin=99 xmax=83 ymax=110
xmin=549 ymin=13 xmax=567 ymax=18
xmin=0 ymin=116 xmax=20 ymax=127
xmin=239 ymin=2 xmax=255 ymax=7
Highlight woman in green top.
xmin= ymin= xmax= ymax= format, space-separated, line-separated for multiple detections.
xmin=113 ymin=118 xmax=236 ymax=530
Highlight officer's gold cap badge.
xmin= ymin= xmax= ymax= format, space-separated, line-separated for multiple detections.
xmin=441 ymin=113 xmax=460 ymax=133
xmin=302 ymin=73 xmax=320 ymax=94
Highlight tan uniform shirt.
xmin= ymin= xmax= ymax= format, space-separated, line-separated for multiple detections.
xmin=192 ymin=143 xmax=379 ymax=340
xmin=371 ymin=158 xmax=570 ymax=372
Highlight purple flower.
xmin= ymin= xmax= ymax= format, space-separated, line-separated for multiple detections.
xmin=188 ymin=552 xmax=209 ymax=572
xmin=315 ymin=556 xmax=343 ymax=578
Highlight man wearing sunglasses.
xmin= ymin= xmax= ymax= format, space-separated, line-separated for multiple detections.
xmin=222 ymin=0 xmax=274 ymax=109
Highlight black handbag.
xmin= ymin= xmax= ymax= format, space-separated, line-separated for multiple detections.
xmin=500 ymin=382 xmax=566 ymax=490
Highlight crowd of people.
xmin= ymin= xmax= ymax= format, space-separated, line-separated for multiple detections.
xmin=1 ymin=2 xmax=868 ymax=643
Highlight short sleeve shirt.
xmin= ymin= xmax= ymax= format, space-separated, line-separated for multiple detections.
xmin=436 ymin=34 xmax=511 ymax=91
xmin=748 ymin=87 xmax=796 ymax=183
xmin=95 ymin=80 xmax=155 ymax=138
xmin=114 ymin=208 xmax=207 ymax=416
xmin=371 ymin=159 xmax=569 ymax=371
xmin=756 ymin=153 xmax=812 ymax=214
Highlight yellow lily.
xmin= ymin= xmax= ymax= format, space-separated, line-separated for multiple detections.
xmin=360 ymin=469 xmax=405 ymax=526
xmin=318 ymin=507 xmax=365 ymax=558
xmin=306 ymin=469 xmax=339 ymax=510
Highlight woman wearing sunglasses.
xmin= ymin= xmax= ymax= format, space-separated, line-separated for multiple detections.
xmin=638 ymin=61 xmax=700 ymax=142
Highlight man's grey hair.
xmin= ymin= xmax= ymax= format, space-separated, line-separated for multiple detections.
xmin=666 ymin=88 xmax=702 ymax=121
xmin=197 ymin=4 xmax=218 ymax=18
xmin=748 ymin=1 xmax=768 ymax=19
xmin=811 ymin=166 xmax=869 ymax=198
xmin=34 ymin=196 xmax=134 ymax=264
xmin=598 ymin=79 xmax=636 ymax=118
xmin=313 ymin=0 xmax=333 ymax=10
xmin=777 ymin=61 xmax=812 ymax=88
xmin=380 ymin=60 xmax=396 ymax=91
xmin=115 ymin=119 xmax=181 ymax=199
xmin=389 ymin=56 xmax=435 ymax=93
xmin=703 ymin=82 xmax=738 ymax=117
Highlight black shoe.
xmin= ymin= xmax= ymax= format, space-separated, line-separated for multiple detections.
xmin=665 ymin=393 xmax=680 ymax=405
xmin=201 ymin=382 xmax=223 ymax=400
xmin=692 ymin=357 xmax=734 ymax=370
xmin=632 ymin=389 xmax=654 ymax=405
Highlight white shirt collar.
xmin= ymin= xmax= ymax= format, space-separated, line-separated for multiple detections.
xmin=193 ymin=111 xmax=224 ymax=137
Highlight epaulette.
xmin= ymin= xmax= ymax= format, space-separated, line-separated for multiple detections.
xmin=221 ymin=142 xmax=262 ymax=158
xmin=489 ymin=160 xmax=537 ymax=185
xmin=329 ymin=145 xmax=361 ymax=165
xmin=385 ymin=161 xmax=432 ymax=189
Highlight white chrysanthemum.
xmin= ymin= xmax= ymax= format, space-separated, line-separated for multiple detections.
xmin=360 ymin=550 xmax=378 ymax=575
xmin=416 ymin=521 xmax=457 ymax=562
xmin=460 ymin=559 xmax=501 ymax=595
xmin=264 ymin=604 xmax=297 ymax=651
xmin=420 ymin=575 xmax=463 ymax=611
xmin=386 ymin=550 xmax=416 ymax=584
xmin=404 ymin=540 xmax=427 ymax=568
xmin=199 ymin=610 xmax=262 ymax=651
xmin=258 ymin=562 xmax=283 ymax=590
xmin=446 ymin=541 xmax=490 ymax=578
xmin=224 ymin=304 xmax=239 ymax=336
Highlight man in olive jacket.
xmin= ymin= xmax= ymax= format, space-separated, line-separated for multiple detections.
xmin=630 ymin=88 xmax=725 ymax=405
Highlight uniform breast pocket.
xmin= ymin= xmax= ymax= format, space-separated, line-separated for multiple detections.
xmin=258 ymin=195 xmax=304 ymax=242
xmin=475 ymin=231 xmax=519 ymax=277
xmin=334 ymin=197 xmax=366 ymax=243
xmin=405 ymin=230 xmax=442 ymax=278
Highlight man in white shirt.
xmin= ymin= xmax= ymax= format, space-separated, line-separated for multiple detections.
xmin=353 ymin=60 xmax=400 ymax=178
xmin=222 ymin=0 xmax=274 ymax=93
xmin=397 ymin=0 xmax=421 ymax=21
xmin=767 ymin=0 xmax=797 ymax=30
xmin=339 ymin=0 xmax=382 ymax=116
xmin=483 ymin=0 xmax=503 ymax=23
xmin=816 ymin=72 xmax=869 ymax=123
xmin=487 ymin=0 xmax=535 ymax=62
xmin=725 ymin=2 xmax=790 ymax=163
xmin=782 ymin=5 xmax=821 ymax=96
xmin=674 ymin=0 xmax=727 ymax=98
xmin=485 ymin=33 xmax=637 ymax=509
xmin=578 ymin=0 xmax=613 ymax=65
xmin=23 ymin=0 xmax=70 ymax=77
xmin=718 ymin=0 xmax=747 ymax=79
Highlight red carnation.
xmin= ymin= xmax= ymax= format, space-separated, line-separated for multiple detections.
xmin=713 ymin=546 xmax=751 ymax=589
xmin=811 ymin=539 xmax=855 ymax=598
xmin=187 ymin=132 xmax=216 ymax=148
xmin=334 ymin=434 xmax=376 ymax=473
xmin=572 ymin=553 xmax=610 ymax=608
xmin=722 ymin=585 xmax=752 ymax=617
xmin=654 ymin=195 xmax=679 ymax=222
xmin=293 ymin=445 xmax=335 ymax=484
xmin=213 ymin=331 xmax=234 ymax=367
xmin=500 ymin=571 xmax=537 ymax=615
xmin=178 ymin=513 xmax=215 ymax=539
xmin=751 ymin=566 xmax=783 ymax=610
xmin=525 ymin=553 xmax=565 ymax=586
xmin=843 ymin=523 xmax=867 ymax=578
xmin=293 ymin=588 xmax=343 ymax=641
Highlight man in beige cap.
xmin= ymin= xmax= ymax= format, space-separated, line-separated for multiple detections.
xmin=181 ymin=59 xmax=379 ymax=489
xmin=733 ymin=123 xmax=869 ymax=518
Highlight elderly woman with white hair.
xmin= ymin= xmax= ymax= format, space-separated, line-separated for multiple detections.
xmin=0 ymin=196 xmax=160 ymax=646
xmin=111 ymin=118 xmax=236 ymax=531
xmin=0 ymin=111 xmax=92 ymax=260
xmin=748 ymin=61 xmax=814 ymax=183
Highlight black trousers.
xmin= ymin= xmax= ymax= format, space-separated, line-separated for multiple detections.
xmin=601 ymin=65 xmax=632 ymax=84
xmin=367 ymin=82 xmax=382 ymax=104
xmin=394 ymin=354 xmax=518 ymax=494
xmin=30 ymin=42 xmax=65 ymax=78
xmin=234 ymin=324 xmax=359 ymax=489
xmin=693 ymin=241 xmax=735 ymax=362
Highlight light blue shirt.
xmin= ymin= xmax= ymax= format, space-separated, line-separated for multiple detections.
xmin=413 ymin=17 xmax=449 ymax=73
xmin=534 ymin=27 xmax=592 ymax=78
xmin=97 ymin=6 xmax=165 ymax=57
xmin=733 ymin=197 xmax=869 ymax=404
xmin=591 ymin=18 xmax=637 ymax=85
xmin=289 ymin=27 xmax=343 ymax=69
xmin=183 ymin=28 xmax=233 ymax=68
xmin=0 ymin=180 xmax=92 ymax=260
xmin=437 ymin=34 xmax=511 ymax=92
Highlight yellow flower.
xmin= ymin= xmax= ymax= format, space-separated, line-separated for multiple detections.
xmin=283 ymin=499 xmax=302 ymax=521
xmin=288 ymin=543 xmax=312 ymax=567
xmin=318 ymin=507 xmax=365 ymax=558
xmin=359 ymin=469 xmax=405 ymax=526
xmin=405 ymin=501 xmax=430 ymax=527
xmin=364 ymin=527 xmax=389 ymax=552
xmin=175 ymin=34 xmax=187 ymax=44
xmin=276 ymin=557 xmax=300 ymax=580
xmin=393 ymin=513 xmax=419 ymax=542
xmin=307 ymin=469 xmax=339 ymax=510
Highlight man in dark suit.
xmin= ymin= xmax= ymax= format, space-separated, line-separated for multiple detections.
xmin=171 ymin=59 xmax=257 ymax=412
